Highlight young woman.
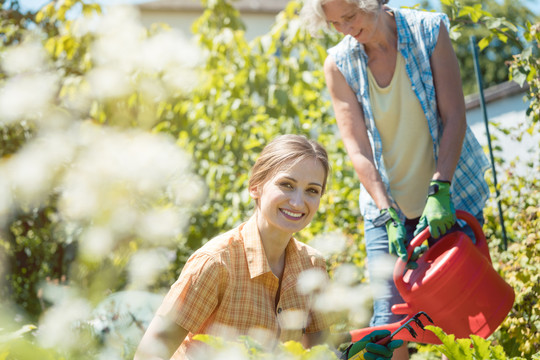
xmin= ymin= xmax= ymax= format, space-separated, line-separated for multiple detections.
xmin=300 ymin=1 xmax=490 ymax=359
xmin=135 ymin=134 xmax=401 ymax=359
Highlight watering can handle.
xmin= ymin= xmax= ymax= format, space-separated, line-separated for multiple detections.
xmin=405 ymin=210 xmax=489 ymax=261
xmin=395 ymin=210 xmax=491 ymax=279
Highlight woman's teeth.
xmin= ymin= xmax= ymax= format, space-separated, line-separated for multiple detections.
xmin=282 ymin=209 xmax=302 ymax=218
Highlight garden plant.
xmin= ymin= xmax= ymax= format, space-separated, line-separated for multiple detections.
xmin=0 ymin=0 xmax=538 ymax=359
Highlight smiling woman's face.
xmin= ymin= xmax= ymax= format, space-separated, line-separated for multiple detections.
xmin=250 ymin=157 xmax=325 ymax=238
xmin=323 ymin=0 xmax=380 ymax=43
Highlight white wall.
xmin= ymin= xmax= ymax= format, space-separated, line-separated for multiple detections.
xmin=466 ymin=93 xmax=539 ymax=177
xmin=139 ymin=10 xmax=278 ymax=41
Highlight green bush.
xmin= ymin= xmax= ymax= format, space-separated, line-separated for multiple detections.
xmin=0 ymin=0 xmax=538 ymax=359
xmin=485 ymin=169 xmax=540 ymax=358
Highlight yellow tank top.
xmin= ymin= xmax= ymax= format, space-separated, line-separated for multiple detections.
xmin=367 ymin=53 xmax=435 ymax=218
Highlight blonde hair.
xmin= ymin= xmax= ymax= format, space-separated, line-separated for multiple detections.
xmin=249 ymin=134 xmax=329 ymax=195
xmin=300 ymin=0 xmax=389 ymax=36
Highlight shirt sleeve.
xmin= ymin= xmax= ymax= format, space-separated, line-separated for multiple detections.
xmin=156 ymin=251 xmax=227 ymax=332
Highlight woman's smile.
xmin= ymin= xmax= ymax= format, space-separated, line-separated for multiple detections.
xmin=251 ymin=157 xmax=325 ymax=238
xmin=280 ymin=208 xmax=304 ymax=219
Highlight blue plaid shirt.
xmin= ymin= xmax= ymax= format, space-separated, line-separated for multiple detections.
xmin=328 ymin=8 xmax=490 ymax=220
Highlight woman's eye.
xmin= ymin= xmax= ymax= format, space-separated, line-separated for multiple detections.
xmin=307 ymin=188 xmax=321 ymax=195
xmin=280 ymin=182 xmax=293 ymax=189
xmin=345 ymin=12 xmax=356 ymax=21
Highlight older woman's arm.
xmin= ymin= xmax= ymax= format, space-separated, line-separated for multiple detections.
xmin=430 ymin=23 xmax=467 ymax=182
xmin=323 ymin=56 xmax=392 ymax=211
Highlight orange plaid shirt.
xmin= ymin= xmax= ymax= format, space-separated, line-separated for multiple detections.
xmin=156 ymin=215 xmax=331 ymax=359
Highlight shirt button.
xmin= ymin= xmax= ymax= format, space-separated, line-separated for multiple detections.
xmin=277 ymin=308 xmax=282 ymax=314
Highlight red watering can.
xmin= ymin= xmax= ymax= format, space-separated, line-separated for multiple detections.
xmin=349 ymin=210 xmax=515 ymax=344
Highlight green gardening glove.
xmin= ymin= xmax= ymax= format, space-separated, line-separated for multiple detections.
xmin=346 ymin=330 xmax=404 ymax=360
xmin=406 ymin=244 xmax=429 ymax=270
xmin=373 ymin=208 xmax=408 ymax=262
xmin=414 ymin=180 xmax=456 ymax=239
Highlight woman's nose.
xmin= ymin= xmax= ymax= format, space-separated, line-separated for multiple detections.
xmin=343 ymin=23 xmax=355 ymax=36
xmin=335 ymin=22 xmax=353 ymax=36
xmin=288 ymin=190 xmax=304 ymax=207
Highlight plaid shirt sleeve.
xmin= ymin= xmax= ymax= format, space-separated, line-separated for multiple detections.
xmin=156 ymin=250 xmax=227 ymax=332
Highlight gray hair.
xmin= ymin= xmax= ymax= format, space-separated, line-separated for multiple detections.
xmin=300 ymin=0 xmax=389 ymax=36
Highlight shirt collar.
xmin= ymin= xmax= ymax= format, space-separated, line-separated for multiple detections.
xmin=241 ymin=215 xmax=299 ymax=280
xmin=242 ymin=215 xmax=273 ymax=279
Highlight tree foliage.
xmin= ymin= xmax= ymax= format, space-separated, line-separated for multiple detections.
xmin=0 ymin=0 xmax=538 ymax=359
xmin=440 ymin=0 xmax=538 ymax=95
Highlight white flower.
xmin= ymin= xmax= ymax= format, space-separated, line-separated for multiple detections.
xmin=0 ymin=73 xmax=59 ymax=123
xmin=1 ymin=41 xmax=47 ymax=75
xmin=308 ymin=230 xmax=347 ymax=258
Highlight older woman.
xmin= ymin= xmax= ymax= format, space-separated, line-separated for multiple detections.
xmin=301 ymin=1 xmax=490 ymax=359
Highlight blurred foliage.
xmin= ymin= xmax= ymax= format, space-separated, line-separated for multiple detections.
xmin=440 ymin=0 xmax=538 ymax=95
xmin=508 ymin=22 xmax=540 ymax=125
xmin=154 ymin=0 xmax=362 ymax=283
xmin=425 ymin=325 xmax=529 ymax=360
xmin=1 ymin=202 xmax=75 ymax=317
xmin=484 ymin=168 xmax=540 ymax=358
xmin=0 ymin=0 xmax=538 ymax=359
xmin=192 ymin=333 xmax=339 ymax=359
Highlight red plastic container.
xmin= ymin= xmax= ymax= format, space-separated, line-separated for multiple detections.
xmin=350 ymin=210 xmax=515 ymax=344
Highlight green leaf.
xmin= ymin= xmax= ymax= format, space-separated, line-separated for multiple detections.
xmin=470 ymin=335 xmax=491 ymax=359
xmin=192 ymin=334 xmax=226 ymax=348
xmin=280 ymin=341 xmax=305 ymax=356
xmin=35 ymin=11 xmax=44 ymax=23
xmin=496 ymin=33 xmax=508 ymax=44
xmin=478 ymin=35 xmax=492 ymax=51
xmin=511 ymin=70 xmax=527 ymax=86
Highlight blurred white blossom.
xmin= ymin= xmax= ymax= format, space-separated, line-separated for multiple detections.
xmin=79 ymin=226 xmax=115 ymax=259
xmin=37 ymin=297 xmax=92 ymax=350
xmin=87 ymin=5 xmax=201 ymax=97
xmin=90 ymin=290 xmax=164 ymax=357
xmin=55 ymin=123 xmax=204 ymax=246
xmin=128 ymin=248 xmax=172 ymax=289
xmin=1 ymin=40 xmax=48 ymax=75
xmin=298 ymin=264 xmax=372 ymax=327
xmin=0 ymin=73 xmax=59 ymax=124
xmin=0 ymin=2 xmax=211 ymax=356
xmin=140 ymin=29 xmax=200 ymax=72
xmin=210 ymin=347 xmax=249 ymax=360
xmin=86 ymin=66 xmax=132 ymax=99
xmin=90 ymin=6 xmax=146 ymax=71
xmin=368 ymin=254 xmax=397 ymax=300
xmin=4 ymin=130 xmax=76 ymax=207
xmin=368 ymin=254 xmax=396 ymax=283
xmin=308 ymin=230 xmax=347 ymax=258
xmin=279 ymin=309 xmax=306 ymax=330
xmin=314 ymin=282 xmax=372 ymax=325
xmin=0 ymin=119 xmax=204 ymax=252
xmin=333 ymin=263 xmax=363 ymax=286
xmin=297 ymin=268 xmax=328 ymax=295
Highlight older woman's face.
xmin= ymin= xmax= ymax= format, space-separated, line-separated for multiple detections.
xmin=323 ymin=0 xmax=380 ymax=43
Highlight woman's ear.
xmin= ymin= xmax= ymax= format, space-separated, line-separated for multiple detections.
xmin=249 ymin=185 xmax=260 ymax=200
